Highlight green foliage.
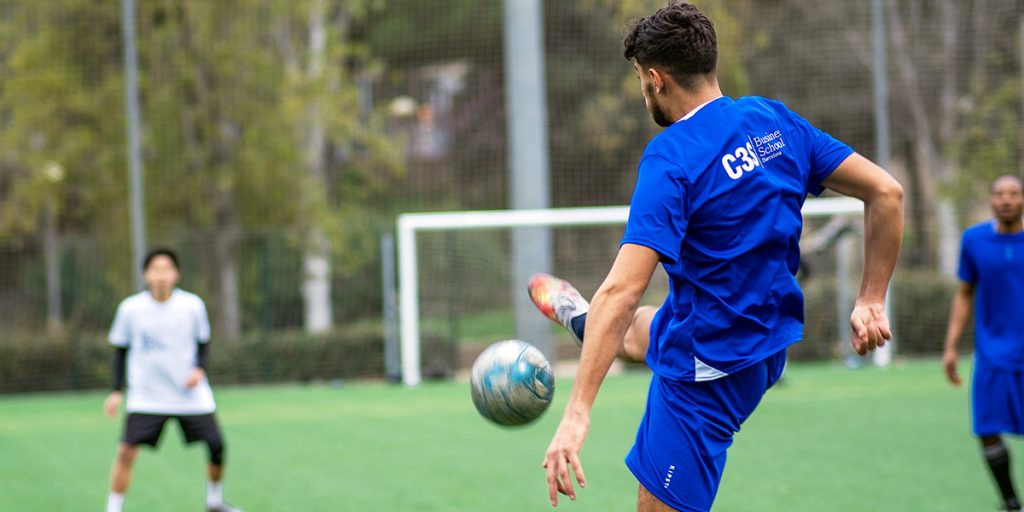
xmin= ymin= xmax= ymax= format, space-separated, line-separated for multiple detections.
xmin=0 ymin=327 xmax=385 ymax=393
xmin=0 ymin=0 xmax=403 ymax=278
xmin=578 ymin=0 xmax=752 ymax=95
xmin=366 ymin=0 xmax=501 ymax=65
xmin=0 ymin=1 xmax=127 ymax=236
xmin=948 ymin=78 xmax=1023 ymax=223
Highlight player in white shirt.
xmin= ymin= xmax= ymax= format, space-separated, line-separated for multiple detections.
xmin=103 ymin=248 xmax=241 ymax=512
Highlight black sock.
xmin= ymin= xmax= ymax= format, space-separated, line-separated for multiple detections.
xmin=570 ymin=313 xmax=586 ymax=342
xmin=984 ymin=441 xmax=1020 ymax=509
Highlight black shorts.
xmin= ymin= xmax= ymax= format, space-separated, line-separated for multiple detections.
xmin=122 ymin=412 xmax=222 ymax=448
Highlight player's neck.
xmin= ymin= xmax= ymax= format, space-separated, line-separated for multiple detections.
xmin=668 ymin=81 xmax=723 ymax=122
xmin=148 ymin=288 xmax=174 ymax=302
xmin=994 ymin=218 xmax=1023 ymax=234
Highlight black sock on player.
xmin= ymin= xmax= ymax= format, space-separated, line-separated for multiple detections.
xmin=983 ymin=440 xmax=1020 ymax=511
xmin=570 ymin=313 xmax=586 ymax=343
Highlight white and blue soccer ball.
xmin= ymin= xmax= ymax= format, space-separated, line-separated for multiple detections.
xmin=470 ymin=339 xmax=555 ymax=427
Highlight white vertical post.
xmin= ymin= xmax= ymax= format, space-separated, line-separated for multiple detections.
xmin=398 ymin=218 xmax=421 ymax=386
xmin=837 ymin=233 xmax=859 ymax=368
xmin=872 ymin=0 xmax=894 ymax=367
xmin=873 ymin=286 xmax=894 ymax=368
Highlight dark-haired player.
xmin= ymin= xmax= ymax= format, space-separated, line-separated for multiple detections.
xmin=103 ymin=248 xmax=241 ymax=512
xmin=529 ymin=3 xmax=904 ymax=511
xmin=944 ymin=176 xmax=1024 ymax=512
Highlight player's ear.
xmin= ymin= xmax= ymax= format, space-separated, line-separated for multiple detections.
xmin=648 ymin=68 xmax=665 ymax=94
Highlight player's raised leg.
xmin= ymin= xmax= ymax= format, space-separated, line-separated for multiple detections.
xmin=621 ymin=306 xmax=656 ymax=364
xmin=528 ymin=273 xmax=651 ymax=363
xmin=528 ymin=273 xmax=589 ymax=346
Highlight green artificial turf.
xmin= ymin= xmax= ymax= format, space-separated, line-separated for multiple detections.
xmin=0 ymin=359 xmax=1002 ymax=511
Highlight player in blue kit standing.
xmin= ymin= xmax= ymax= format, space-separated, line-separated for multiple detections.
xmin=527 ymin=3 xmax=904 ymax=511
xmin=943 ymin=176 xmax=1024 ymax=512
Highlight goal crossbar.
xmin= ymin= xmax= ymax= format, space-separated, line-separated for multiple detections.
xmin=397 ymin=197 xmax=863 ymax=386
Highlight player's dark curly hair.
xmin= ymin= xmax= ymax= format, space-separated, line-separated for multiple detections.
xmin=623 ymin=2 xmax=717 ymax=90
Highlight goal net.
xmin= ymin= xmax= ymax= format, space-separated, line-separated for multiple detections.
xmin=397 ymin=197 xmax=876 ymax=386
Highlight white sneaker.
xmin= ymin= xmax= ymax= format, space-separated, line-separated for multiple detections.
xmin=207 ymin=503 xmax=243 ymax=512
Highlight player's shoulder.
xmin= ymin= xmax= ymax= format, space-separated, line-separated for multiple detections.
xmin=117 ymin=291 xmax=149 ymax=311
xmin=170 ymin=289 xmax=208 ymax=314
xmin=638 ymin=139 xmax=688 ymax=179
xmin=173 ymin=288 xmax=206 ymax=306
xmin=963 ymin=221 xmax=993 ymax=240
xmin=733 ymin=95 xmax=791 ymax=115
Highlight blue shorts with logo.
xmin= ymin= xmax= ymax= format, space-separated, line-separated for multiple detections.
xmin=972 ymin=361 xmax=1024 ymax=437
xmin=625 ymin=348 xmax=787 ymax=512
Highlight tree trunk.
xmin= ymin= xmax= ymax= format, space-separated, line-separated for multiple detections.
xmin=213 ymin=189 xmax=242 ymax=341
xmin=299 ymin=0 xmax=333 ymax=334
xmin=887 ymin=0 xmax=962 ymax=272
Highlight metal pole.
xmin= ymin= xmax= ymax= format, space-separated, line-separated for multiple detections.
xmin=503 ymin=0 xmax=553 ymax=359
xmin=122 ymin=0 xmax=146 ymax=290
xmin=873 ymin=0 xmax=890 ymax=171
xmin=381 ymin=233 xmax=401 ymax=382
xmin=873 ymin=0 xmax=893 ymax=366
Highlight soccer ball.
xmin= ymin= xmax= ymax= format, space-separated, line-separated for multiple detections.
xmin=470 ymin=339 xmax=555 ymax=427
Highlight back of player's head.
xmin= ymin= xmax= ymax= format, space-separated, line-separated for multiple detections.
xmin=142 ymin=247 xmax=179 ymax=271
xmin=623 ymin=2 xmax=718 ymax=90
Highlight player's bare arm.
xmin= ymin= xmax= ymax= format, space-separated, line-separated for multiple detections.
xmin=821 ymin=153 xmax=904 ymax=355
xmin=543 ymin=243 xmax=659 ymax=507
xmin=104 ymin=391 xmax=123 ymax=418
xmin=942 ymin=281 xmax=975 ymax=386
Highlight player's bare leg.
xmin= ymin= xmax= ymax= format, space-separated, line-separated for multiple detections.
xmin=619 ymin=306 xmax=655 ymax=363
xmin=528 ymin=273 xmax=652 ymax=363
xmin=208 ymin=463 xmax=222 ymax=481
xmin=205 ymin=442 xmax=242 ymax=511
xmin=109 ymin=443 xmax=138 ymax=494
xmin=106 ymin=443 xmax=138 ymax=512
xmin=637 ymin=484 xmax=676 ymax=512
xmin=981 ymin=435 xmax=1021 ymax=511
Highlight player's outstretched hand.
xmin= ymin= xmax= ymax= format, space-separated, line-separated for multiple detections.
xmin=849 ymin=299 xmax=891 ymax=355
xmin=103 ymin=391 xmax=122 ymax=418
xmin=185 ymin=368 xmax=205 ymax=389
xmin=543 ymin=414 xmax=589 ymax=507
xmin=942 ymin=348 xmax=962 ymax=386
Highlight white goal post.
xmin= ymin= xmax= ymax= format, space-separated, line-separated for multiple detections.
xmin=396 ymin=197 xmax=864 ymax=386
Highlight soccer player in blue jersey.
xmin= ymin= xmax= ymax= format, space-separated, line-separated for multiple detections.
xmin=527 ymin=3 xmax=904 ymax=511
xmin=943 ymin=176 xmax=1024 ymax=512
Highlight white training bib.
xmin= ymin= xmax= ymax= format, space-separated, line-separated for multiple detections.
xmin=109 ymin=289 xmax=215 ymax=414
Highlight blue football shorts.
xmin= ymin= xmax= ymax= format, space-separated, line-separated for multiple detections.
xmin=972 ymin=361 xmax=1024 ymax=437
xmin=625 ymin=348 xmax=787 ymax=512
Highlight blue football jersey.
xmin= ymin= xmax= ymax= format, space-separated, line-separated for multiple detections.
xmin=958 ymin=222 xmax=1024 ymax=370
xmin=622 ymin=96 xmax=853 ymax=382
